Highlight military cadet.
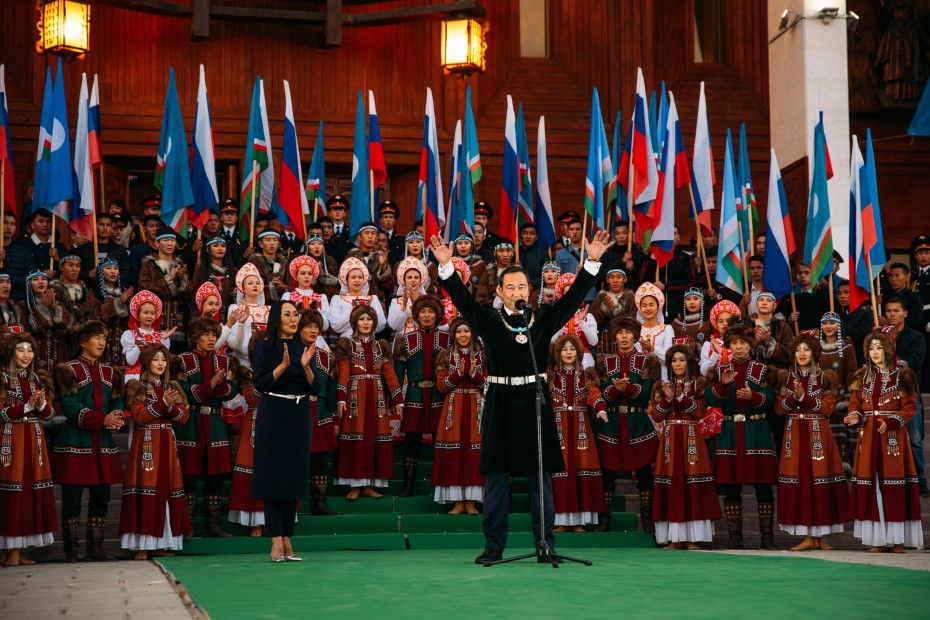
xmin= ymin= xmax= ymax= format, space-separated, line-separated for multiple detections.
xmin=910 ymin=234 xmax=930 ymax=390
xmin=379 ymin=200 xmax=407 ymax=265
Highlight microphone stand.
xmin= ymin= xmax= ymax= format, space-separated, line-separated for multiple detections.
xmin=483 ymin=303 xmax=593 ymax=569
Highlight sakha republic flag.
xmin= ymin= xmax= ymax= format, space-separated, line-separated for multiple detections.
xmin=240 ymin=77 xmax=275 ymax=239
xmin=738 ymin=123 xmax=759 ymax=240
xmin=716 ymin=130 xmax=744 ymax=295
xmin=416 ymin=87 xmax=444 ymax=242
xmin=0 ymin=64 xmax=16 ymax=215
xmin=863 ymin=129 xmax=887 ymax=280
xmin=460 ymin=86 xmax=481 ymax=234
xmin=70 ymin=73 xmax=95 ymax=240
xmin=444 ymin=119 xmax=463 ymax=243
xmin=32 ymin=66 xmax=54 ymax=212
xmin=690 ymin=81 xmax=714 ymax=234
xmin=191 ymin=64 xmax=219 ymax=230
xmin=278 ymin=80 xmax=309 ymax=239
xmin=582 ymin=87 xmax=614 ymax=232
xmin=46 ymin=58 xmax=74 ymax=220
xmin=762 ymin=148 xmax=795 ymax=299
xmin=608 ymin=110 xmax=627 ymax=230
xmin=515 ymin=103 xmax=534 ymax=228
xmin=535 ymin=115 xmax=557 ymax=249
xmin=499 ymin=95 xmax=519 ymax=242
xmin=306 ymin=120 xmax=326 ymax=221
xmin=802 ymin=114 xmax=834 ymax=284
xmin=618 ymin=67 xmax=659 ymax=235
xmin=368 ymin=90 xmax=387 ymax=210
xmin=651 ymin=92 xmax=689 ymax=268
xmin=349 ymin=90 xmax=369 ymax=238
xmin=155 ymin=67 xmax=194 ymax=232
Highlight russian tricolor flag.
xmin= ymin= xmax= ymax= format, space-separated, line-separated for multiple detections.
xmin=444 ymin=119 xmax=463 ymax=243
xmin=71 ymin=73 xmax=95 ymax=240
xmin=88 ymin=74 xmax=102 ymax=169
xmin=651 ymin=92 xmax=688 ymax=268
xmin=849 ymin=136 xmax=870 ymax=310
xmin=191 ymin=64 xmax=218 ymax=229
xmin=535 ymin=116 xmax=556 ymax=249
xmin=690 ymin=81 xmax=714 ymax=234
xmin=0 ymin=64 xmax=16 ymax=215
xmin=368 ymin=90 xmax=387 ymax=210
xmin=417 ymin=88 xmax=444 ymax=242
xmin=499 ymin=95 xmax=519 ymax=242
xmin=762 ymin=148 xmax=794 ymax=299
xmin=618 ymin=67 xmax=658 ymax=233
xmin=278 ymin=80 xmax=309 ymax=239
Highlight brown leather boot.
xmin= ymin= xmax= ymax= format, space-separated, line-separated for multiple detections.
xmin=185 ymin=495 xmax=196 ymax=541
xmin=724 ymin=503 xmax=744 ymax=549
xmin=84 ymin=516 xmax=117 ymax=561
xmin=311 ymin=474 xmax=338 ymax=516
xmin=62 ymin=517 xmax=80 ymax=563
xmin=758 ymin=502 xmax=777 ymax=550
xmin=398 ymin=456 xmax=418 ymax=497
xmin=594 ymin=491 xmax=613 ymax=532
xmin=204 ymin=495 xmax=233 ymax=538
xmin=639 ymin=489 xmax=655 ymax=536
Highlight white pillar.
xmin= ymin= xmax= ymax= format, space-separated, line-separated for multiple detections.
xmin=768 ymin=0 xmax=851 ymax=269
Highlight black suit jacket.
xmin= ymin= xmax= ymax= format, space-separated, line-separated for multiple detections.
xmin=440 ymin=260 xmax=600 ymax=474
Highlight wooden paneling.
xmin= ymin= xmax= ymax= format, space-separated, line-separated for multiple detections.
xmin=1 ymin=0 xmax=924 ymax=249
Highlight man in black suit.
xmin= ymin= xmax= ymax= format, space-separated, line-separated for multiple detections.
xmin=430 ymin=230 xmax=612 ymax=565
xmin=5 ymin=208 xmax=68 ymax=300
xmin=474 ymin=202 xmax=499 ymax=251
xmin=75 ymin=212 xmax=130 ymax=286
xmin=325 ymin=194 xmax=353 ymax=263
xmin=218 ymin=198 xmax=252 ymax=268
xmin=882 ymin=262 xmax=923 ymax=332
xmin=379 ymin=200 xmax=406 ymax=265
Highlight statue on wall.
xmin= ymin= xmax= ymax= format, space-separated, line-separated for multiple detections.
xmin=874 ymin=0 xmax=929 ymax=102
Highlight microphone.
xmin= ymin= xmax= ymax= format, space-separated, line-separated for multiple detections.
xmin=514 ymin=299 xmax=530 ymax=314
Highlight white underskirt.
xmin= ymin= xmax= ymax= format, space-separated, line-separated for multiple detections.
xmin=779 ymin=524 xmax=845 ymax=537
xmin=434 ymin=486 xmax=484 ymax=503
xmin=0 ymin=532 xmax=55 ymax=549
xmin=121 ymin=505 xmax=184 ymax=551
xmin=228 ymin=510 xmax=265 ymax=527
xmin=335 ymin=478 xmax=389 ymax=488
xmin=655 ymin=520 xmax=715 ymax=543
xmin=853 ymin=520 xmax=924 ymax=548
xmin=555 ymin=512 xmax=599 ymax=526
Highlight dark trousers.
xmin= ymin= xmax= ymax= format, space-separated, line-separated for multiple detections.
xmin=61 ymin=484 xmax=110 ymax=521
xmin=483 ymin=472 xmax=554 ymax=553
xmin=264 ymin=500 xmax=297 ymax=538
xmin=310 ymin=451 xmax=330 ymax=475
xmin=183 ymin=473 xmax=226 ymax=496
xmin=403 ymin=432 xmax=423 ymax=458
xmin=602 ymin=465 xmax=654 ymax=492
xmin=719 ymin=483 xmax=774 ymax=504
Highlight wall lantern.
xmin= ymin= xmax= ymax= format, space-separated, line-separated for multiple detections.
xmin=36 ymin=0 xmax=91 ymax=58
xmin=441 ymin=18 xmax=487 ymax=79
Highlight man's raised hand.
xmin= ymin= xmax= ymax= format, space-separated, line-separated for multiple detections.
xmin=428 ymin=235 xmax=454 ymax=266
xmin=584 ymin=230 xmax=614 ymax=263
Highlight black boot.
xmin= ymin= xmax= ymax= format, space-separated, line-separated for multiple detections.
xmin=204 ymin=495 xmax=233 ymax=538
xmin=724 ymin=503 xmax=744 ymax=550
xmin=758 ymin=502 xmax=777 ymax=550
xmin=594 ymin=491 xmax=613 ymax=532
xmin=185 ymin=495 xmax=196 ymax=541
xmin=84 ymin=516 xmax=117 ymax=562
xmin=639 ymin=489 xmax=655 ymax=536
xmin=398 ymin=456 xmax=418 ymax=497
xmin=311 ymin=474 xmax=339 ymax=516
xmin=62 ymin=517 xmax=80 ymax=563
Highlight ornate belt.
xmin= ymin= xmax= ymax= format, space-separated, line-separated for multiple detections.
xmin=723 ymin=413 xmax=766 ymax=422
xmin=267 ymin=392 xmax=316 ymax=403
xmin=198 ymin=406 xmax=221 ymax=415
xmin=21 ymin=416 xmax=40 ymax=423
xmin=410 ymin=380 xmax=436 ymax=388
xmin=487 ymin=373 xmax=546 ymax=386
xmin=665 ymin=419 xmax=698 ymax=425
xmin=350 ymin=374 xmax=381 ymax=380
xmin=554 ymin=405 xmax=588 ymax=412
xmin=139 ymin=423 xmax=171 ymax=430
xmin=787 ymin=413 xmax=826 ymax=420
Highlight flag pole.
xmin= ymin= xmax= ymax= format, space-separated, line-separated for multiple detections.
xmin=865 ymin=253 xmax=880 ymax=329
xmin=828 ymin=273 xmax=835 ymax=313
xmin=369 ymin=170 xmax=375 ymax=221
xmin=94 ymin=163 xmax=104 ymax=265
xmin=735 ymin=211 xmax=749 ymax=295
xmin=789 ymin=290 xmax=800 ymax=336
xmin=0 ymin=164 xmax=5 ymax=267
xmin=50 ymin=214 xmax=56 ymax=270
xmin=248 ymin=160 xmax=258 ymax=248
xmin=626 ymin=185 xmax=635 ymax=255
xmin=687 ymin=184 xmax=713 ymax=291
xmin=578 ymin=210 xmax=588 ymax=274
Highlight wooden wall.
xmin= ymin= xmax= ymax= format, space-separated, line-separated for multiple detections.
xmin=1 ymin=0 xmax=924 ymax=249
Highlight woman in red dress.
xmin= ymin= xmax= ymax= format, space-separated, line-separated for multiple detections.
xmin=549 ymin=334 xmax=607 ymax=531
xmin=334 ymin=305 xmax=403 ymax=499
xmin=650 ymin=344 xmax=720 ymax=549
xmin=119 ymin=344 xmax=191 ymax=559
xmin=774 ymin=334 xmax=849 ymax=551
xmin=843 ymin=332 xmax=923 ymax=553
xmin=227 ymin=357 xmax=264 ymax=536
xmin=0 ymin=334 xmax=56 ymax=566
xmin=432 ymin=317 xmax=486 ymax=515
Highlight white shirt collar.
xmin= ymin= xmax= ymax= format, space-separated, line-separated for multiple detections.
xmin=31 ymin=233 xmax=47 ymax=245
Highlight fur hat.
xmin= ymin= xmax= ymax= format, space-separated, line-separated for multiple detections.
xmin=349 ymin=304 xmax=379 ymax=332
xmin=298 ymin=308 xmax=325 ymax=333
xmin=3 ymin=332 xmax=39 ymax=365
xmin=862 ymin=330 xmax=896 ymax=369
xmin=724 ymin=324 xmax=755 ymax=347
xmin=412 ymin=294 xmax=444 ymax=324
xmin=74 ymin=320 xmax=108 ymax=346
xmin=789 ymin=333 xmax=822 ymax=364
xmin=551 ymin=333 xmax=585 ymax=371
xmin=664 ymin=344 xmax=699 ymax=379
xmin=609 ymin=316 xmax=642 ymax=343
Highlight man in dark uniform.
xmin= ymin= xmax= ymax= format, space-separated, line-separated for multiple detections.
xmin=557 ymin=210 xmax=581 ymax=249
xmin=217 ymin=198 xmax=252 ymax=268
xmin=882 ymin=262 xmax=923 ymax=332
xmin=474 ymin=202 xmax=499 ymax=250
xmin=910 ymin=234 xmax=930 ymax=390
xmin=326 ymin=194 xmax=353 ymax=263
xmin=378 ymin=200 xmax=407 ymax=265
xmin=279 ymin=226 xmax=304 ymax=260
xmin=430 ymin=230 xmax=613 ymax=565
xmin=128 ymin=194 xmax=164 ymax=246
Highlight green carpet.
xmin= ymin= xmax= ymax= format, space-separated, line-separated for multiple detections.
xmin=158 ymin=549 xmax=929 ymax=619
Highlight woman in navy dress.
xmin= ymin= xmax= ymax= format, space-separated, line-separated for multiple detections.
xmin=251 ymin=300 xmax=318 ymax=562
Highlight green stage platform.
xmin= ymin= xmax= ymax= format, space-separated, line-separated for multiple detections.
xmin=158 ymin=548 xmax=929 ymax=619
